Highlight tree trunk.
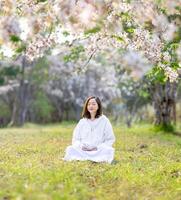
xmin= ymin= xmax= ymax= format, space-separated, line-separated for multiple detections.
xmin=9 ymin=98 xmax=18 ymax=126
xmin=150 ymin=81 xmax=177 ymax=126
xmin=73 ymin=104 xmax=82 ymax=121
xmin=17 ymin=56 xmax=30 ymax=126
xmin=125 ymin=98 xmax=140 ymax=128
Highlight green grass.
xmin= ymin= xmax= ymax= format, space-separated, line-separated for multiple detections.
xmin=0 ymin=122 xmax=181 ymax=200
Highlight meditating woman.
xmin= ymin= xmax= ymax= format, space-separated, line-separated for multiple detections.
xmin=63 ymin=96 xmax=115 ymax=164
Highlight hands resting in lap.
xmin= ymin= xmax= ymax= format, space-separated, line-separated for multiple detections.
xmin=82 ymin=143 xmax=97 ymax=151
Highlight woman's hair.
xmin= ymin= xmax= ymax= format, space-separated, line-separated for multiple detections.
xmin=82 ymin=96 xmax=103 ymax=119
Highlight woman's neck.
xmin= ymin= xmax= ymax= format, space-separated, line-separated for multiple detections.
xmin=90 ymin=114 xmax=96 ymax=120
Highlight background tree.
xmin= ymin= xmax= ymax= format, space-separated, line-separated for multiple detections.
xmin=0 ymin=0 xmax=180 ymax=129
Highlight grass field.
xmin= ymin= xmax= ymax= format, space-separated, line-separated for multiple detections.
xmin=0 ymin=122 xmax=181 ymax=200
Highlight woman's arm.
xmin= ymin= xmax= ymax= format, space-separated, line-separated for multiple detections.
xmin=98 ymin=118 xmax=115 ymax=148
xmin=72 ymin=120 xmax=82 ymax=148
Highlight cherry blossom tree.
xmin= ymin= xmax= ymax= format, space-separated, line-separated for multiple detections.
xmin=0 ymin=0 xmax=180 ymax=128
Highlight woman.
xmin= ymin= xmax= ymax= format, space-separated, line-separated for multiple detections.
xmin=63 ymin=96 xmax=115 ymax=164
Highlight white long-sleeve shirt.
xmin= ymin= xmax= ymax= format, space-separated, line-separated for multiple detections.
xmin=72 ymin=115 xmax=115 ymax=149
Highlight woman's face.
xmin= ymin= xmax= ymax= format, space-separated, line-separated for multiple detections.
xmin=87 ymin=98 xmax=99 ymax=115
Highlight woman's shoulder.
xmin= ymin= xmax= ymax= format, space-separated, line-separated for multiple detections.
xmin=78 ymin=118 xmax=87 ymax=124
xmin=100 ymin=114 xmax=110 ymax=122
xmin=78 ymin=115 xmax=109 ymax=123
xmin=75 ymin=118 xmax=87 ymax=128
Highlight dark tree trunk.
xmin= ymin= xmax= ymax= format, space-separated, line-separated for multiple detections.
xmin=150 ymin=81 xmax=177 ymax=126
xmin=9 ymin=97 xmax=18 ymax=126
xmin=1 ymin=84 xmax=19 ymax=127
xmin=17 ymin=56 xmax=30 ymax=126
xmin=125 ymin=98 xmax=140 ymax=128
xmin=72 ymin=104 xmax=82 ymax=121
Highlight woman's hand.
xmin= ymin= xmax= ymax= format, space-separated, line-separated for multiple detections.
xmin=82 ymin=146 xmax=97 ymax=151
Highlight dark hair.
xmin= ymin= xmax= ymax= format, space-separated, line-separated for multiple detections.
xmin=82 ymin=96 xmax=103 ymax=119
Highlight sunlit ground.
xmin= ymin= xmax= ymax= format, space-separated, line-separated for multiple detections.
xmin=0 ymin=122 xmax=181 ymax=200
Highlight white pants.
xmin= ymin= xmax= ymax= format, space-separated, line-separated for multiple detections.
xmin=63 ymin=145 xmax=114 ymax=164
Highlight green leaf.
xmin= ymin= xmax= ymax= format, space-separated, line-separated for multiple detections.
xmin=62 ymin=31 xmax=70 ymax=36
xmin=170 ymin=43 xmax=179 ymax=50
xmin=16 ymin=45 xmax=26 ymax=53
xmin=3 ymin=66 xmax=20 ymax=77
xmin=170 ymin=62 xmax=180 ymax=70
xmin=36 ymin=0 xmax=47 ymax=3
xmin=112 ymin=35 xmax=124 ymax=42
xmin=144 ymin=20 xmax=154 ymax=31
xmin=0 ymin=77 xmax=5 ymax=85
xmin=138 ymin=90 xmax=149 ymax=98
xmin=126 ymin=28 xmax=134 ymax=33
xmin=10 ymin=35 xmax=21 ymax=43
xmin=146 ymin=66 xmax=167 ymax=84
xmin=63 ymin=45 xmax=85 ymax=63
xmin=84 ymin=26 xmax=101 ymax=35
xmin=118 ymin=12 xmax=132 ymax=22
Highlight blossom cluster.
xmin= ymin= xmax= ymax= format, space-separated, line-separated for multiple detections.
xmin=25 ymin=34 xmax=55 ymax=61
xmin=0 ymin=0 xmax=180 ymax=81
xmin=164 ymin=66 xmax=179 ymax=82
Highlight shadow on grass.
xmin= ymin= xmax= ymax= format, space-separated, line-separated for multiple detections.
xmin=88 ymin=159 xmax=120 ymax=165
xmin=154 ymin=124 xmax=181 ymax=137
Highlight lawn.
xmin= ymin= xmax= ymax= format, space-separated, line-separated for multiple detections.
xmin=0 ymin=122 xmax=181 ymax=200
